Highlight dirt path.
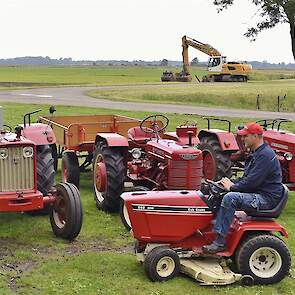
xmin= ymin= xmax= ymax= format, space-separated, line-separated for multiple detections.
xmin=0 ymin=84 xmax=294 ymax=119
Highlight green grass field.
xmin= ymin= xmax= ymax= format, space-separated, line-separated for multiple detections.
xmin=0 ymin=103 xmax=295 ymax=294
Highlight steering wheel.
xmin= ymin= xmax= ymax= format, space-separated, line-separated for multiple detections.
xmin=140 ymin=114 xmax=169 ymax=134
xmin=204 ymin=179 xmax=226 ymax=191
xmin=2 ymin=124 xmax=12 ymax=133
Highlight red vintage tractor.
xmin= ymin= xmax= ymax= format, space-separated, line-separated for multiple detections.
xmin=92 ymin=115 xmax=203 ymax=226
xmin=198 ymin=118 xmax=295 ymax=191
xmin=121 ymin=180 xmax=291 ymax=285
xmin=0 ymin=106 xmax=83 ymax=240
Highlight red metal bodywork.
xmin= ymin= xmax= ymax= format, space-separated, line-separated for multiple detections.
xmin=95 ymin=133 xmax=129 ymax=147
xmin=122 ymin=190 xmax=288 ymax=257
xmin=21 ymin=123 xmax=56 ymax=145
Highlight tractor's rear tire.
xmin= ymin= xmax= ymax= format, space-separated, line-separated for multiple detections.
xmin=62 ymin=151 xmax=80 ymax=189
xmin=199 ymin=136 xmax=232 ymax=181
xmin=144 ymin=247 xmax=180 ymax=282
xmin=120 ymin=186 xmax=149 ymax=231
xmin=50 ymin=143 xmax=58 ymax=172
xmin=93 ymin=141 xmax=126 ymax=212
xmin=235 ymin=234 xmax=291 ymax=284
xmin=49 ymin=182 xmax=83 ymax=240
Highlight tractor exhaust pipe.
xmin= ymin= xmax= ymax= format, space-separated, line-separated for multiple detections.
xmin=0 ymin=106 xmax=3 ymax=132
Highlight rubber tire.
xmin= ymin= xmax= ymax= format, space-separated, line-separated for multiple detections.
xmin=144 ymin=247 xmax=180 ymax=282
xmin=199 ymin=136 xmax=233 ymax=181
xmin=49 ymin=182 xmax=83 ymax=240
xmin=50 ymin=143 xmax=58 ymax=172
xmin=93 ymin=141 xmax=126 ymax=212
xmin=62 ymin=151 xmax=80 ymax=189
xmin=120 ymin=186 xmax=149 ymax=231
xmin=36 ymin=145 xmax=55 ymax=196
xmin=235 ymin=234 xmax=291 ymax=284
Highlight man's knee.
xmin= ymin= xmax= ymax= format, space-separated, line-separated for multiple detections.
xmin=221 ymin=192 xmax=241 ymax=209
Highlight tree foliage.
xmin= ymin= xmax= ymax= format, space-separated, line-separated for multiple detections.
xmin=213 ymin=0 xmax=295 ymax=60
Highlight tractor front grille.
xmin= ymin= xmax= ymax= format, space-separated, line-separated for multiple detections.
xmin=0 ymin=146 xmax=34 ymax=192
xmin=168 ymin=159 xmax=202 ymax=190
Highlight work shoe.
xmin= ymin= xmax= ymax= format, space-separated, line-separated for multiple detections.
xmin=202 ymin=243 xmax=226 ymax=254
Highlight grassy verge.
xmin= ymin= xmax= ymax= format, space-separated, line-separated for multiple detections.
xmin=0 ymin=103 xmax=294 ymax=294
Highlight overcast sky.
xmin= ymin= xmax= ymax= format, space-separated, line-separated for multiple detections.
xmin=0 ymin=0 xmax=293 ymax=63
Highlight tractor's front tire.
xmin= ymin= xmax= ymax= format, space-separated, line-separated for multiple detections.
xmin=49 ymin=182 xmax=83 ymax=240
xmin=144 ymin=247 xmax=180 ymax=282
xmin=93 ymin=141 xmax=126 ymax=212
xmin=62 ymin=151 xmax=80 ymax=189
xmin=199 ymin=136 xmax=232 ymax=181
xmin=235 ymin=234 xmax=291 ymax=284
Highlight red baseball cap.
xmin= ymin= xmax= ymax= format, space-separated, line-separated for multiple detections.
xmin=237 ymin=122 xmax=263 ymax=136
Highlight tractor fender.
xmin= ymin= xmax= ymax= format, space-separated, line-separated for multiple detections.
xmin=198 ymin=129 xmax=239 ymax=151
xmin=22 ymin=123 xmax=56 ymax=145
xmin=95 ymin=133 xmax=129 ymax=148
xmin=226 ymin=220 xmax=288 ymax=257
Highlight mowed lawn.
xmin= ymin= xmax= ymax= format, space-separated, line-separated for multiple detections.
xmin=0 ymin=103 xmax=294 ymax=294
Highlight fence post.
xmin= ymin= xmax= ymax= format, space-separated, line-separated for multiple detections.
xmin=278 ymin=96 xmax=280 ymax=112
xmin=256 ymin=94 xmax=260 ymax=110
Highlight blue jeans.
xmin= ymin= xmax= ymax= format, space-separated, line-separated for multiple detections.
xmin=214 ymin=192 xmax=273 ymax=238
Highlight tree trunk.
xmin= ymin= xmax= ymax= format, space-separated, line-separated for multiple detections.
xmin=290 ymin=21 xmax=295 ymax=61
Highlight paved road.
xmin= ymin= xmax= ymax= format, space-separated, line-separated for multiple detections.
xmin=0 ymin=84 xmax=294 ymax=119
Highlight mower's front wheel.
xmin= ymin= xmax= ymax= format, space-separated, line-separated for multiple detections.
xmin=236 ymin=234 xmax=291 ymax=284
xmin=49 ymin=182 xmax=83 ymax=241
xmin=144 ymin=247 xmax=180 ymax=282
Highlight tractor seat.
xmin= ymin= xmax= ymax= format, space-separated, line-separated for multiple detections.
xmin=128 ymin=126 xmax=157 ymax=144
xmin=246 ymin=184 xmax=289 ymax=218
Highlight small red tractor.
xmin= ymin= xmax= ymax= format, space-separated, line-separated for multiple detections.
xmin=198 ymin=118 xmax=295 ymax=191
xmin=92 ymin=115 xmax=203 ymax=227
xmin=0 ymin=106 xmax=83 ymax=240
xmin=121 ymin=180 xmax=291 ymax=285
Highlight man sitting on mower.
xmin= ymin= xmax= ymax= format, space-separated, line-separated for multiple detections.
xmin=203 ymin=122 xmax=284 ymax=254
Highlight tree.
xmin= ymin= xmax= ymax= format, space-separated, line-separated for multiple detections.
xmin=160 ymin=59 xmax=168 ymax=66
xmin=191 ymin=57 xmax=199 ymax=66
xmin=213 ymin=0 xmax=295 ymax=60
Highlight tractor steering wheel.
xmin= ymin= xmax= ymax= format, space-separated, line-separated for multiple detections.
xmin=140 ymin=114 xmax=169 ymax=134
xmin=2 ymin=124 xmax=12 ymax=133
xmin=205 ymin=179 xmax=226 ymax=191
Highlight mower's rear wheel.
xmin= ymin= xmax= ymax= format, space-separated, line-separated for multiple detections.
xmin=199 ymin=136 xmax=232 ymax=181
xmin=62 ymin=151 xmax=80 ymax=189
xmin=93 ymin=141 xmax=126 ymax=212
xmin=49 ymin=182 xmax=83 ymax=240
xmin=235 ymin=234 xmax=291 ymax=284
xmin=120 ymin=186 xmax=149 ymax=231
xmin=144 ymin=247 xmax=180 ymax=282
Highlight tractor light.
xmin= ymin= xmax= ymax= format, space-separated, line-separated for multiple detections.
xmin=284 ymin=152 xmax=293 ymax=161
xmin=0 ymin=148 xmax=8 ymax=159
xmin=131 ymin=148 xmax=142 ymax=159
xmin=23 ymin=146 xmax=34 ymax=158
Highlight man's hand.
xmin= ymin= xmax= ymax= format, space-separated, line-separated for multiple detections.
xmin=220 ymin=177 xmax=234 ymax=191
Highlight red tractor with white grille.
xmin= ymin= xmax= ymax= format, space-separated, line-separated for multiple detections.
xmin=92 ymin=115 xmax=203 ymax=228
xmin=0 ymin=107 xmax=83 ymax=240
xmin=198 ymin=118 xmax=295 ymax=191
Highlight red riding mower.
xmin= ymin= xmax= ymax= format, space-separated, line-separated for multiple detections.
xmin=0 ymin=106 xmax=83 ymax=240
xmin=121 ymin=180 xmax=291 ymax=285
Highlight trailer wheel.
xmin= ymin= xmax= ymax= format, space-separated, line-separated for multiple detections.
xmin=49 ymin=182 xmax=83 ymax=240
xmin=144 ymin=247 xmax=180 ymax=282
xmin=199 ymin=136 xmax=232 ymax=181
xmin=235 ymin=234 xmax=291 ymax=284
xmin=120 ymin=186 xmax=149 ymax=231
xmin=93 ymin=141 xmax=126 ymax=212
xmin=62 ymin=151 xmax=80 ymax=189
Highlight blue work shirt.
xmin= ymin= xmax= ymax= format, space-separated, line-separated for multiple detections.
xmin=230 ymin=143 xmax=283 ymax=207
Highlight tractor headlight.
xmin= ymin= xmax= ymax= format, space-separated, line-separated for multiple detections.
xmin=284 ymin=152 xmax=293 ymax=161
xmin=23 ymin=146 xmax=34 ymax=158
xmin=0 ymin=148 xmax=8 ymax=159
xmin=131 ymin=148 xmax=142 ymax=159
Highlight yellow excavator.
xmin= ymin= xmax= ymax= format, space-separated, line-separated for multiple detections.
xmin=161 ymin=35 xmax=252 ymax=82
